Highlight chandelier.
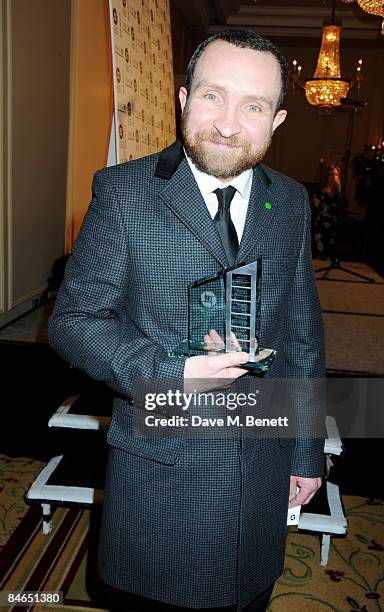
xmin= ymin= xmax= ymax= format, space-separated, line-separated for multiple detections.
xmin=291 ymin=0 xmax=363 ymax=109
xmin=341 ymin=0 xmax=384 ymax=34
xmin=304 ymin=23 xmax=350 ymax=107
xmin=357 ymin=0 xmax=384 ymax=34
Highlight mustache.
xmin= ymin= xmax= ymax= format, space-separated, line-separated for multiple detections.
xmin=202 ymin=132 xmax=247 ymax=148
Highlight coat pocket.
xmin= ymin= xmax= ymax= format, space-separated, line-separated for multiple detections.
xmin=106 ymin=402 xmax=185 ymax=465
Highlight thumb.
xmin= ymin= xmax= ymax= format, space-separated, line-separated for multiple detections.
xmin=209 ymin=351 xmax=249 ymax=372
xmin=289 ymin=477 xmax=298 ymax=502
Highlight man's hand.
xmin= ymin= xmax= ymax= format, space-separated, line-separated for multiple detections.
xmin=184 ymin=350 xmax=249 ymax=393
xmin=203 ymin=329 xmax=242 ymax=353
xmin=288 ymin=475 xmax=322 ymax=508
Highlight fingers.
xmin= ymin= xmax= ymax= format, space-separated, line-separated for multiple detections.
xmin=288 ymin=476 xmax=322 ymax=508
xmin=184 ymin=351 xmax=250 ymax=383
xmin=184 ymin=341 xmax=250 ymax=394
xmin=209 ymin=351 xmax=249 ymax=372
xmin=230 ymin=331 xmax=242 ymax=351
xmin=208 ymin=329 xmax=224 ymax=345
xmin=204 ymin=329 xmax=225 ymax=353
xmin=300 ymin=490 xmax=318 ymax=506
xmin=204 ymin=329 xmax=243 ymax=353
xmin=203 ymin=332 xmax=222 ymax=353
xmin=289 ymin=478 xmax=298 ymax=503
xmin=288 ymin=488 xmax=315 ymax=507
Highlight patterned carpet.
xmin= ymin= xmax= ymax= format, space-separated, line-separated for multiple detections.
xmin=271 ymin=496 xmax=384 ymax=611
xmin=1 ymin=455 xmax=383 ymax=612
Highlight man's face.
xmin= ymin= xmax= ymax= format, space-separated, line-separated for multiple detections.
xmin=179 ymin=41 xmax=287 ymax=182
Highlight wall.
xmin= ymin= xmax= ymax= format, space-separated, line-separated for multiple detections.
xmin=111 ymin=0 xmax=176 ymax=164
xmin=65 ymin=0 xmax=113 ymax=250
xmin=0 ymin=0 xmax=71 ymax=327
xmin=0 ymin=0 xmax=179 ymax=328
xmin=67 ymin=0 xmax=176 ymax=246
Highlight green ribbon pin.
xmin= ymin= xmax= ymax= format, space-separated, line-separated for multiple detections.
xmin=265 ymin=202 xmax=272 ymax=210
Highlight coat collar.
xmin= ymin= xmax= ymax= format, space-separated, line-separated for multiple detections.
xmin=155 ymin=140 xmax=272 ymax=189
xmin=236 ymin=164 xmax=276 ymax=264
xmin=155 ymin=140 xmax=276 ymax=267
xmin=158 ymin=147 xmax=229 ymax=267
xmin=155 ymin=140 xmax=185 ymax=179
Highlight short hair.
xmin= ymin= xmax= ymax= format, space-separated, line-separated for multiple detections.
xmin=185 ymin=30 xmax=288 ymax=113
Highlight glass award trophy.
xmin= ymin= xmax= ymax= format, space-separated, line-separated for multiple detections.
xmin=169 ymin=259 xmax=276 ymax=372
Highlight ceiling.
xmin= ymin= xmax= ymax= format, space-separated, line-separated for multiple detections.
xmin=172 ymin=0 xmax=384 ymax=46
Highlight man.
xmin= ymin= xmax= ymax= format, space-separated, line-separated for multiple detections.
xmin=48 ymin=30 xmax=325 ymax=612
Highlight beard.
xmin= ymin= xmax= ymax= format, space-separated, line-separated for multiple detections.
xmin=181 ymin=106 xmax=272 ymax=180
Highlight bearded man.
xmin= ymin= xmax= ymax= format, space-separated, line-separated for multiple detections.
xmin=48 ymin=30 xmax=325 ymax=612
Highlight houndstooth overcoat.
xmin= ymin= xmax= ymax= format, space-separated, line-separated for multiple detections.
xmin=48 ymin=140 xmax=325 ymax=611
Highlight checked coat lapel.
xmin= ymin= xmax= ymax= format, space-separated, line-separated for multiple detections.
xmin=236 ymin=164 xmax=275 ymax=265
xmin=156 ymin=140 xmax=229 ymax=268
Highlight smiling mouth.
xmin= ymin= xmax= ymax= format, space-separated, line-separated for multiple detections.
xmin=208 ymin=141 xmax=241 ymax=150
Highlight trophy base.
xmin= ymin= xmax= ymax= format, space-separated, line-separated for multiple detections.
xmin=169 ymin=340 xmax=276 ymax=373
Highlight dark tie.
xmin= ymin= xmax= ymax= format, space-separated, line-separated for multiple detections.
xmin=213 ymin=185 xmax=239 ymax=266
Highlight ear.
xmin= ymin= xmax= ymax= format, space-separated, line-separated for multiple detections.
xmin=272 ymin=109 xmax=287 ymax=133
xmin=179 ymin=87 xmax=188 ymax=113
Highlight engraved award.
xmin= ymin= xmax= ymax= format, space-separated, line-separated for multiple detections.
xmin=169 ymin=258 xmax=276 ymax=372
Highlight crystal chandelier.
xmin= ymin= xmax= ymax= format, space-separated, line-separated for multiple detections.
xmin=304 ymin=23 xmax=350 ymax=108
xmin=357 ymin=0 xmax=384 ymax=35
xmin=291 ymin=0 xmax=363 ymax=109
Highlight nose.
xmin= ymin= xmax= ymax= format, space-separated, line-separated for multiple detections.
xmin=212 ymin=104 xmax=241 ymax=138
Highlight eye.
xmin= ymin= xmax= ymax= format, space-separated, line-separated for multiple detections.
xmin=246 ymin=104 xmax=261 ymax=113
xmin=205 ymin=93 xmax=218 ymax=101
